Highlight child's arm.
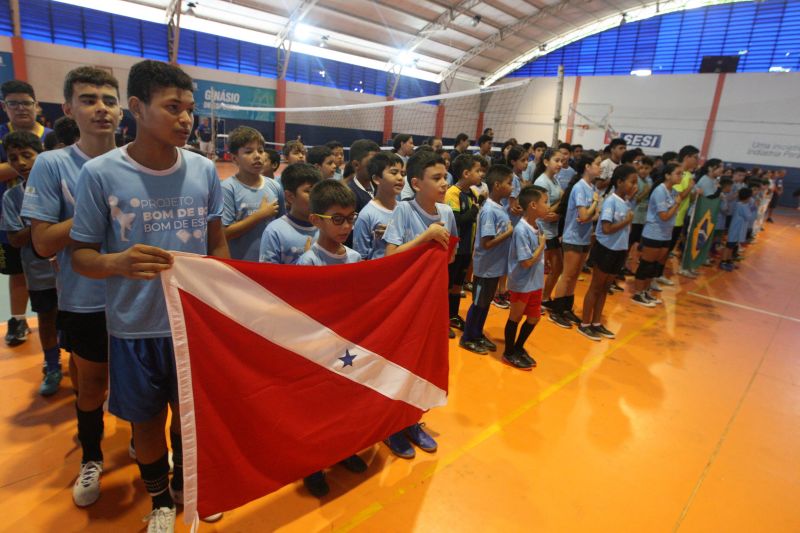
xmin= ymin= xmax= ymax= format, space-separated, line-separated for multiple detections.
xmin=7 ymin=227 xmax=31 ymax=248
xmin=520 ymin=232 xmax=545 ymax=268
xmin=482 ymin=222 xmax=513 ymax=250
xmin=658 ymin=202 xmax=680 ymax=221
xmin=223 ymin=197 xmax=279 ymax=241
xmin=72 ymin=242 xmax=174 ymax=280
xmin=30 ymin=220 xmax=72 ymax=258
xmin=602 ymin=210 xmax=634 ymax=235
xmin=577 ymin=191 xmax=599 ymax=223
xmin=385 ymin=222 xmax=449 ymax=256
xmin=207 ymin=218 xmax=230 ymax=259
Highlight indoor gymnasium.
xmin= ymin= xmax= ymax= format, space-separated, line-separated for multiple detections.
xmin=0 ymin=0 xmax=799 ymax=531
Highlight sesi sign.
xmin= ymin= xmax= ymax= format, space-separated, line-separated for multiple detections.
xmin=620 ymin=133 xmax=662 ymax=149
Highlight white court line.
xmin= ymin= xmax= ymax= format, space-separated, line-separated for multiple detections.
xmin=688 ymin=292 xmax=800 ymax=323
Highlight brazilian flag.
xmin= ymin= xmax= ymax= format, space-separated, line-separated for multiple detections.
xmin=682 ymin=195 xmax=720 ymax=271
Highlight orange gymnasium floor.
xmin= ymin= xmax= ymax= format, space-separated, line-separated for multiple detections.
xmin=1 ymin=202 xmax=800 ymax=532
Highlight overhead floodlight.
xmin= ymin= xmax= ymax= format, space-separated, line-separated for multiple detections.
xmin=768 ymin=66 xmax=791 ymax=72
xmin=319 ymin=35 xmax=329 ymax=48
xmin=471 ymin=15 xmax=482 ymax=27
xmin=294 ymin=23 xmax=313 ymax=41
xmin=738 ymin=49 xmax=748 ymax=55
xmin=319 ymin=70 xmax=326 ymax=77
xmin=398 ymin=51 xmax=415 ymax=65
xmin=631 ymin=69 xmax=652 ymax=76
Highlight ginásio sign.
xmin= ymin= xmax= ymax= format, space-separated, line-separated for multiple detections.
xmin=193 ymin=80 xmax=276 ymax=122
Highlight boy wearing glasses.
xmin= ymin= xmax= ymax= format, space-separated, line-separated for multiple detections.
xmin=259 ymin=162 xmax=320 ymax=264
xmin=1 ymin=80 xmax=52 ymax=346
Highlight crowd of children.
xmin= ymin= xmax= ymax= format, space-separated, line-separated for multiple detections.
xmin=0 ymin=60 xmax=784 ymax=532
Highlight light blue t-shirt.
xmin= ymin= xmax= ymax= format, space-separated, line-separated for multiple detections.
xmin=21 ymin=145 xmax=105 ymax=311
xmin=596 ymin=193 xmax=631 ymax=251
xmin=556 ymin=166 xmax=577 ymax=190
xmin=522 ymin=160 xmax=536 ymax=183
xmin=696 ymin=175 xmax=718 ymax=197
xmin=297 ymin=243 xmax=361 ymax=266
xmin=222 ymin=175 xmax=285 ymax=261
xmin=258 ymin=214 xmax=318 ymax=265
xmin=501 ymin=174 xmax=523 ymax=226
xmin=352 ymin=200 xmax=393 ymax=260
xmin=382 ymin=198 xmax=457 ymax=247
xmin=633 ymin=176 xmax=653 ymax=225
xmin=70 ymin=146 xmax=223 ymax=339
xmin=562 ymin=179 xmax=596 ymax=246
xmin=642 ymin=183 xmax=678 ymax=241
xmin=717 ymin=192 xmax=733 ymax=229
xmin=472 ymin=198 xmax=511 ymax=278
xmin=507 ymin=218 xmax=544 ymax=293
xmin=728 ymin=201 xmax=754 ymax=244
xmin=1 ymin=182 xmax=56 ymax=291
xmin=533 ymin=174 xmax=562 ymax=239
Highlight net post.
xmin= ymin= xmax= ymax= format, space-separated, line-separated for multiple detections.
xmin=552 ymin=64 xmax=565 ymax=147
xmin=565 ymin=75 xmax=581 ymax=143
xmin=435 ymin=102 xmax=445 ymax=138
xmin=475 ymin=111 xmax=484 ymax=141
xmin=275 ymin=79 xmax=287 ymax=147
xmin=383 ymin=96 xmax=394 ymax=144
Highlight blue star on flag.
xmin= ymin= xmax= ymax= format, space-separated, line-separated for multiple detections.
xmin=339 ymin=349 xmax=357 ymax=368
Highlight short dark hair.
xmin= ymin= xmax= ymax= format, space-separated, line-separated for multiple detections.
xmin=518 ymin=184 xmax=545 ymax=210
xmin=310 ymin=179 xmax=355 ymax=213
xmin=127 ymin=60 xmax=193 ymax=104
xmin=43 ymin=131 xmax=59 ymax=151
xmin=281 ymin=162 xmax=321 ymax=194
xmin=609 ymin=138 xmax=627 ymax=149
xmin=734 ymin=166 xmax=747 ymax=173
xmin=483 ymin=127 xmax=493 ymax=135
xmin=392 ymin=133 xmax=412 ymax=151
xmin=54 ymin=116 xmax=80 ymax=146
xmin=533 ymin=141 xmax=547 ymax=150
xmin=678 ymin=145 xmax=700 ymax=161
xmin=506 ymin=145 xmax=526 ymax=165
xmin=63 ymin=66 xmax=119 ymax=101
xmin=367 ymin=152 xmax=403 ymax=184
xmin=265 ymin=149 xmax=280 ymax=166
xmin=485 ymin=164 xmax=513 ymax=192
xmin=738 ymin=187 xmax=753 ymax=201
xmin=455 ymin=132 xmax=469 ymax=144
xmin=325 ymin=140 xmax=343 ymax=151
xmin=1 ymin=80 xmax=35 ymax=99
xmin=350 ymin=139 xmax=380 ymax=163
xmin=406 ymin=150 xmax=445 ymax=184
xmin=558 ymin=142 xmax=572 ymax=152
xmin=719 ymin=176 xmax=734 ymax=188
xmin=478 ymin=134 xmax=493 ymax=146
xmin=662 ymin=151 xmax=678 ymax=163
xmin=572 ymin=144 xmax=583 ymax=150
xmin=640 ymin=156 xmax=654 ymax=167
xmin=522 ymin=142 xmax=532 ymax=150
xmin=307 ymin=145 xmax=333 ymax=166
xmin=451 ymin=153 xmax=477 ymax=182
xmin=621 ymin=149 xmax=641 ymax=165
xmin=227 ymin=126 xmax=263 ymax=154
xmin=283 ymin=139 xmax=305 ymax=157
xmin=2 ymin=131 xmax=43 ymax=154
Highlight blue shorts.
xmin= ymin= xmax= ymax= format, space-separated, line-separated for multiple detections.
xmin=108 ymin=336 xmax=178 ymax=423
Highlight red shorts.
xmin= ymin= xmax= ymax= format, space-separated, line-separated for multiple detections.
xmin=509 ymin=289 xmax=543 ymax=317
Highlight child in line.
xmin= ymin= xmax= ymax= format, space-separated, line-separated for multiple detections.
xmin=446 ymin=154 xmax=481 ymax=337
xmin=504 ymin=185 xmax=548 ymax=370
xmin=549 ymin=155 xmax=601 ymax=329
xmin=580 ymin=165 xmax=638 ymax=340
xmin=461 ymin=165 xmax=514 ymax=355
xmin=71 ymin=60 xmax=229 ymax=530
xmin=296 ymin=180 xmax=368 ymax=496
xmin=624 ymin=156 xmax=653 ymax=275
xmin=259 ymin=163 xmax=321 ymax=265
xmin=222 ymin=126 xmax=283 ymax=261
xmin=720 ymin=187 xmax=756 ymax=271
xmin=383 ymin=150 xmax=456 ymax=459
xmin=533 ymin=149 xmax=565 ymax=311
xmin=352 ymin=152 xmax=404 ymax=260
xmin=307 ymin=145 xmax=337 ymax=180
xmin=1 ymin=132 xmax=60 ymax=395
xmin=347 ymin=139 xmax=381 ymax=213
xmin=324 ymin=140 xmax=345 ymax=180
xmin=264 ymin=148 xmax=280 ymax=180
xmin=711 ymin=177 xmax=734 ymax=259
xmin=283 ymin=139 xmax=306 ymax=164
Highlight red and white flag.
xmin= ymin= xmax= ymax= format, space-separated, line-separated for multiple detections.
xmin=161 ymin=242 xmax=451 ymax=521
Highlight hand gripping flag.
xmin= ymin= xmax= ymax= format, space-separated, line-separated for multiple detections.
xmin=681 ymin=195 xmax=720 ymax=271
xmin=161 ymin=242 xmax=451 ymax=522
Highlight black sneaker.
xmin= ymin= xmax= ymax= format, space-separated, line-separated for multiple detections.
xmin=541 ymin=300 xmax=555 ymax=311
xmin=631 ymin=293 xmax=656 ymax=308
xmin=562 ymin=309 xmax=582 ymax=325
xmin=449 ymin=316 xmax=465 ymax=330
xmin=304 ymin=471 xmax=330 ymax=498
xmin=4 ymin=318 xmax=29 ymax=347
xmin=339 ymin=454 xmax=367 ymax=473
xmin=449 ymin=328 xmax=456 ymax=339
xmin=517 ymin=348 xmax=537 ymax=368
xmin=478 ymin=336 xmax=497 ymax=352
xmin=502 ymin=351 xmax=533 ymax=371
xmin=577 ymin=324 xmax=601 ymax=341
xmin=609 ymin=282 xmax=624 ymax=293
xmin=549 ymin=312 xmax=573 ymax=329
xmin=592 ymin=324 xmax=616 ymax=339
xmin=464 ymin=282 xmax=474 ymax=292
xmin=459 ymin=338 xmax=488 ymax=355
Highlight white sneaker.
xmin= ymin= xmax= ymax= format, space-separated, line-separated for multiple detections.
xmin=170 ymin=486 xmax=223 ymax=523
xmin=678 ymin=268 xmax=698 ymax=278
xmin=143 ymin=506 xmax=176 ymax=533
xmin=656 ymin=276 xmax=674 ymax=286
xmin=72 ymin=461 xmax=103 ymax=507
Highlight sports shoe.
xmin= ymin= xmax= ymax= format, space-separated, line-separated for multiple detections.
xmin=460 ymin=290 xmax=466 ymax=298
xmin=678 ymin=268 xmax=698 ymax=278
xmin=385 ymin=432 xmax=415 ymax=459
xmin=339 ymin=454 xmax=368 ymax=473
xmin=720 ymin=261 xmax=734 ymax=272
xmin=464 ymin=282 xmax=473 ymax=292
xmin=548 ymin=312 xmax=573 ymax=329
xmin=541 ymin=300 xmax=554 ymax=311
xmin=449 ymin=316 xmax=465 ymax=330
xmin=449 ymin=328 xmax=456 ymax=339
xmin=478 ymin=336 xmax=497 ymax=352
xmin=703 ymin=259 xmax=714 ymax=267
xmin=73 ymin=461 xmax=102 ymax=507
xmin=517 ymin=349 xmax=537 ymax=368
xmin=609 ymin=282 xmax=624 ymax=293
xmin=169 ymin=487 xmax=223 ymax=522
xmin=656 ymin=276 xmax=674 ymax=286
xmin=631 ymin=293 xmax=656 ymax=308
xmin=644 ymin=292 xmax=663 ymax=305
xmin=5 ymin=318 xmax=30 ymax=346
xmin=649 ymin=281 xmax=663 ymax=292
xmin=459 ymin=338 xmax=488 ymax=355
xmin=592 ymin=324 xmax=616 ymax=339
xmin=577 ymin=324 xmax=601 ymax=341
xmin=405 ymin=423 xmax=437 ymax=452
xmin=491 ymin=295 xmax=509 ymax=309
xmin=40 ymin=369 xmax=63 ymax=396
xmin=621 ymin=267 xmax=635 ymax=276
xmin=502 ymin=351 xmax=533 ymax=371
xmin=303 ymin=471 xmax=330 ymax=498
xmin=562 ymin=309 xmax=582 ymax=325
xmin=143 ymin=507 xmax=176 ymax=533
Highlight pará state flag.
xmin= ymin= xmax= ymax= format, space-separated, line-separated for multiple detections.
xmin=682 ymin=195 xmax=720 ymax=271
xmin=160 ymin=242 xmax=451 ymax=522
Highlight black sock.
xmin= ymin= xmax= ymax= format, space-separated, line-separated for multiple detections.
xmin=515 ymin=322 xmax=536 ymax=352
xmin=138 ymin=454 xmax=173 ymax=509
xmin=567 ymin=294 xmax=575 ymax=313
xmin=170 ymin=431 xmax=183 ymax=492
xmin=552 ymin=296 xmax=566 ymax=314
xmin=448 ymin=293 xmax=461 ymax=319
xmin=76 ymin=404 xmax=104 ymax=463
xmin=504 ymin=320 xmax=519 ymax=355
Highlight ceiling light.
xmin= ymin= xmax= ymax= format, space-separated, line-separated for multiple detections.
xmin=319 ymin=70 xmax=326 ymax=77
xmin=398 ymin=51 xmax=415 ymax=65
xmin=738 ymin=49 xmax=748 ymax=55
xmin=319 ymin=35 xmax=329 ymax=48
xmin=769 ymin=66 xmax=790 ymax=72
xmin=294 ymin=23 xmax=313 ymax=41
xmin=630 ymin=69 xmax=652 ymax=76
xmin=471 ymin=15 xmax=482 ymax=27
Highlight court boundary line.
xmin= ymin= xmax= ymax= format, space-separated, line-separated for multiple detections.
xmin=687 ymin=292 xmax=800 ymax=323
